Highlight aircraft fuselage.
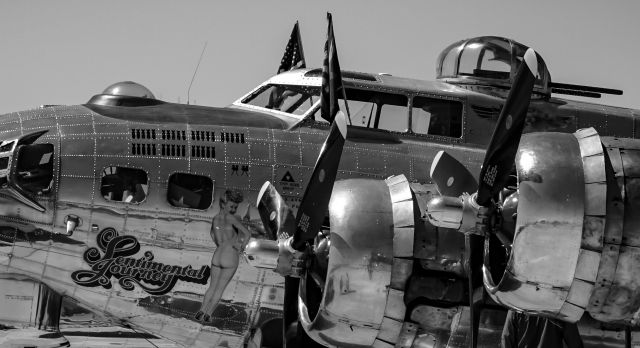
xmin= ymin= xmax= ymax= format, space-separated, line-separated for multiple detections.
xmin=0 ymin=70 xmax=638 ymax=347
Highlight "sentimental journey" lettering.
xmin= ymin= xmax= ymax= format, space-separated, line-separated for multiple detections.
xmin=71 ymin=228 xmax=210 ymax=295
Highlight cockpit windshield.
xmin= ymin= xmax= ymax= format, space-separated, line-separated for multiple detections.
xmin=242 ymin=84 xmax=320 ymax=116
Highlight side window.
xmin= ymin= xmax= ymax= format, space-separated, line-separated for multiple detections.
xmin=412 ymin=97 xmax=463 ymax=138
xmin=101 ymin=166 xmax=148 ymax=203
xmin=167 ymin=173 xmax=213 ymax=210
xmin=15 ymin=144 xmax=54 ymax=195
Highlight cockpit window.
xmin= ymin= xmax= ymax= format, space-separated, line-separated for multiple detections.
xmin=101 ymin=166 xmax=148 ymax=204
xmin=373 ymin=98 xmax=409 ymax=132
xmin=15 ymin=144 xmax=54 ymax=195
xmin=412 ymin=97 xmax=462 ymax=138
xmin=242 ymin=84 xmax=320 ymax=116
xmin=312 ymin=88 xmax=409 ymax=132
xmin=339 ymin=98 xmax=377 ymax=127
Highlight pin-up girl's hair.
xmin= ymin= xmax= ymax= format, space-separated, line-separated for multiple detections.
xmin=223 ymin=189 xmax=244 ymax=204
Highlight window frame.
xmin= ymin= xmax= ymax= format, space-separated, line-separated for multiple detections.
xmin=12 ymin=142 xmax=56 ymax=196
xmin=240 ymin=83 xmax=322 ymax=119
xmin=310 ymin=87 xmax=411 ymax=134
xmin=306 ymin=88 xmax=466 ymax=143
xmin=99 ymin=165 xmax=150 ymax=205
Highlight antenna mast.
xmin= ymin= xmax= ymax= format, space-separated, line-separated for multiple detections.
xmin=187 ymin=41 xmax=208 ymax=105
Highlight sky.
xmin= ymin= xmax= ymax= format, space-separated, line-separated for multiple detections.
xmin=0 ymin=0 xmax=638 ymax=115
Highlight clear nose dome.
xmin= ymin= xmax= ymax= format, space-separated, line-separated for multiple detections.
xmin=102 ymin=81 xmax=155 ymax=99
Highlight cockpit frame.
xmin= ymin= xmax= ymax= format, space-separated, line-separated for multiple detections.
xmin=231 ymin=69 xmax=469 ymax=143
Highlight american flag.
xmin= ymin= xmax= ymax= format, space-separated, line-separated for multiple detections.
xmin=320 ymin=13 xmax=347 ymax=124
xmin=277 ymin=21 xmax=306 ymax=74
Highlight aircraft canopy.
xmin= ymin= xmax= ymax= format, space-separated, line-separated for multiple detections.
xmin=436 ymin=36 xmax=551 ymax=95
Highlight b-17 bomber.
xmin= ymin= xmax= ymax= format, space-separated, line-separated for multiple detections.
xmin=0 ymin=15 xmax=639 ymax=348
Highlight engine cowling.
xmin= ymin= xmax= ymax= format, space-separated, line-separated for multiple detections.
xmin=298 ymin=176 xmax=415 ymax=347
xmin=484 ymin=127 xmax=640 ymax=324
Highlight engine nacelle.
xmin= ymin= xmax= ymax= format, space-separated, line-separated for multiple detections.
xmin=484 ymin=127 xmax=640 ymax=324
xmin=298 ymin=176 xmax=415 ymax=347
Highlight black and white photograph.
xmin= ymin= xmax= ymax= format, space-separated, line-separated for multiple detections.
xmin=0 ymin=1 xmax=638 ymax=347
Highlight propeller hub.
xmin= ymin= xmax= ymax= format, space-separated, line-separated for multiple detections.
xmin=499 ymin=191 xmax=518 ymax=243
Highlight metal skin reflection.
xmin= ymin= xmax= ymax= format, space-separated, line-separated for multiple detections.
xmin=0 ymin=99 xmax=638 ymax=347
xmin=483 ymin=132 xmax=586 ymax=318
xmin=299 ymin=179 xmax=394 ymax=346
xmin=484 ymin=128 xmax=640 ymax=326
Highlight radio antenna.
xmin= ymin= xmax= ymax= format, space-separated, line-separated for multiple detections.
xmin=187 ymin=41 xmax=208 ymax=105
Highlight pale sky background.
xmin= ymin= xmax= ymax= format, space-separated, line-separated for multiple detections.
xmin=0 ymin=0 xmax=638 ymax=115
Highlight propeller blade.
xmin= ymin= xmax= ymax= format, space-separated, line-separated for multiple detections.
xmin=255 ymin=183 xmax=313 ymax=346
xmin=466 ymin=233 xmax=484 ymax=348
xmin=291 ymin=111 xmax=347 ymax=250
xmin=257 ymin=111 xmax=347 ymax=346
xmin=257 ymin=181 xmax=295 ymax=240
xmin=282 ymin=276 xmax=300 ymax=347
xmin=274 ymin=15 xmax=348 ymax=343
xmin=430 ymin=150 xmax=478 ymax=196
xmin=476 ymin=48 xmax=538 ymax=206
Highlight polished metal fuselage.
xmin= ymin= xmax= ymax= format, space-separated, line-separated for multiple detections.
xmin=1 ymin=71 xmax=639 ymax=347
xmin=0 ymin=102 xmax=484 ymax=347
